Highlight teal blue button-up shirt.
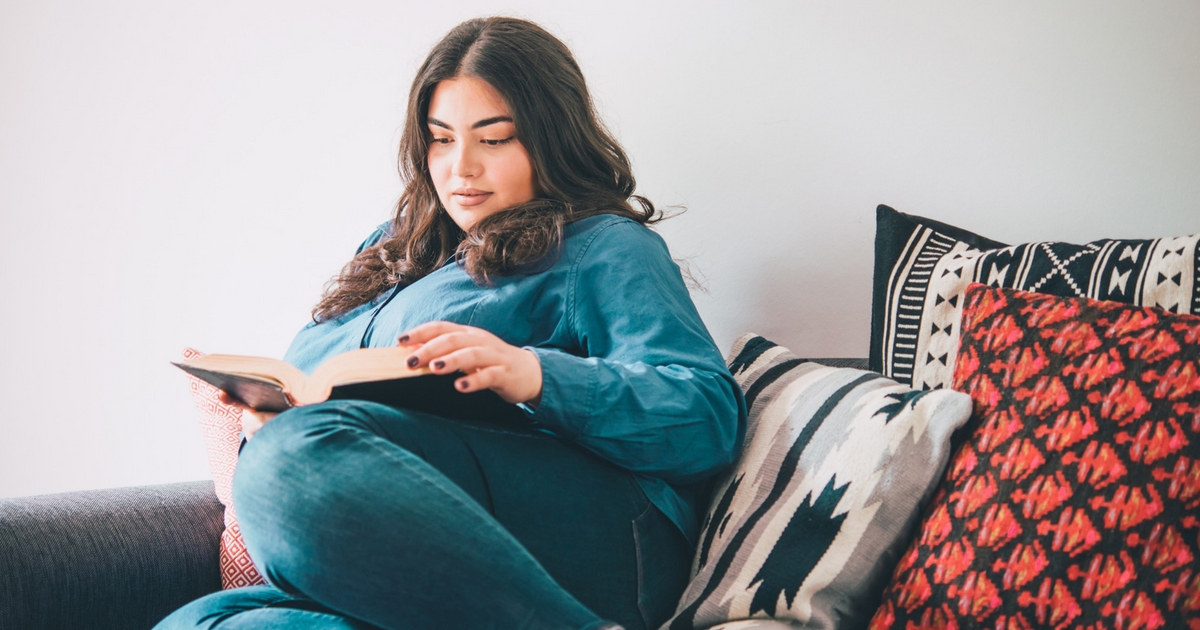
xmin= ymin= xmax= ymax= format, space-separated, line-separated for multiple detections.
xmin=283 ymin=214 xmax=747 ymax=544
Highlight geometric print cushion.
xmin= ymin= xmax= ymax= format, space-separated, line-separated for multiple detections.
xmin=869 ymin=204 xmax=1008 ymax=377
xmin=870 ymin=204 xmax=1199 ymax=390
xmin=181 ymin=348 xmax=266 ymax=590
xmin=665 ymin=334 xmax=972 ymax=630
xmin=869 ymin=285 xmax=1200 ymax=629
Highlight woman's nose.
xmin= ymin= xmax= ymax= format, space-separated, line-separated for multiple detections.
xmin=451 ymin=144 xmax=481 ymax=178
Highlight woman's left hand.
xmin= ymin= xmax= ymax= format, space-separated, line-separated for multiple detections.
xmin=398 ymin=322 xmax=542 ymax=406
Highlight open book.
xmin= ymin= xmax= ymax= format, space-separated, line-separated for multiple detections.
xmin=173 ymin=347 xmax=526 ymax=425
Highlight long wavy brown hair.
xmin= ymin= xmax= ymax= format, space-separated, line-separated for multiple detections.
xmin=313 ymin=17 xmax=662 ymax=322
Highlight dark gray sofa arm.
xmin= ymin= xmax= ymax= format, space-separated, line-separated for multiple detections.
xmin=0 ymin=481 xmax=224 ymax=630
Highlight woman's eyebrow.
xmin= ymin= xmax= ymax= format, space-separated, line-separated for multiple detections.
xmin=470 ymin=116 xmax=513 ymax=129
xmin=427 ymin=116 xmax=514 ymax=131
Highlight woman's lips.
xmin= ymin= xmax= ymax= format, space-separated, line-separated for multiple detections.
xmin=451 ymin=188 xmax=492 ymax=207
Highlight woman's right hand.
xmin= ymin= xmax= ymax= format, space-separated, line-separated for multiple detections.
xmin=218 ymin=391 xmax=279 ymax=440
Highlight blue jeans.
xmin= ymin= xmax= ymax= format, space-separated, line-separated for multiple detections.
xmin=156 ymin=401 xmax=691 ymax=630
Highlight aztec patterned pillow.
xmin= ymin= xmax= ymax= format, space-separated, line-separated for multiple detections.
xmin=870 ymin=284 xmax=1200 ymax=629
xmin=869 ymin=204 xmax=1199 ymax=390
xmin=181 ymin=348 xmax=267 ymax=590
xmin=664 ymin=335 xmax=972 ymax=630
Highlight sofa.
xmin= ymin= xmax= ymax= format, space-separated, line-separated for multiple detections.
xmin=3 ymin=206 xmax=1197 ymax=630
xmin=0 ymin=356 xmax=859 ymax=630
xmin=0 ymin=357 xmax=857 ymax=630
xmin=0 ymin=481 xmax=225 ymax=629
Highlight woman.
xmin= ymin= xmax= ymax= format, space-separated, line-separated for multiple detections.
xmin=159 ymin=16 xmax=744 ymax=630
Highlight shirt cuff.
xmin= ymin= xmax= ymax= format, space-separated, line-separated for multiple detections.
xmin=526 ymin=346 xmax=596 ymax=438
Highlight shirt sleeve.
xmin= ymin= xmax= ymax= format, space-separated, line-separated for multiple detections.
xmin=356 ymin=221 xmax=393 ymax=254
xmin=527 ymin=220 xmax=747 ymax=486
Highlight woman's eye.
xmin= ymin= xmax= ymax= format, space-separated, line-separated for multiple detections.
xmin=482 ymin=137 xmax=515 ymax=146
xmin=431 ymin=137 xmax=452 ymax=145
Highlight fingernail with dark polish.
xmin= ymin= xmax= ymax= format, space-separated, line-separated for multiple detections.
xmin=433 ymin=360 xmax=445 ymax=369
xmin=406 ymin=356 xmax=419 ymax=368
xmin=398 ymin=335 xmax=410 ymax=343
xmin=457 ymin=380 xmax=468 ymax=390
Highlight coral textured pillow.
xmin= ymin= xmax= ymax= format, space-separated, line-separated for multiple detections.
xmin=870 ymin=284 xmax=1200 ymax=629
xmin=665 ymin=335 xmax=972 ymax=630
xmin=182 ymin=348 xmax=266 ymax=590
xmin=869 ymin=204 xmax=1200 ymax=390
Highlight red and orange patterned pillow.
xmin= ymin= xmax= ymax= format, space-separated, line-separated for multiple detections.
xmin=182 ymin=348 xmax=266 ymax=590
xmin=871 ymin=284 xmax=1200 ymax=629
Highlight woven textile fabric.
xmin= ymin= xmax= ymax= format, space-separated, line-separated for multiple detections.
xmin=870 ymin=205 xmax=1200 ymax=390
xmin=869 ymin=205 xmax=1006 ymax=377
xmin=665 ymin=335 xmax=971 ymax=630
xmin=182 ymin=348 xmax=267 ymax=589
xmin=870 ymin=284 xmax=1200 ymax=629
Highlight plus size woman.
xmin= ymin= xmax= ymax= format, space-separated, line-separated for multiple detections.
xmin=158 ymin=16 xmax=745 ymax=630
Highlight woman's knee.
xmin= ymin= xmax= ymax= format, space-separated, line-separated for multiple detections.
xmin=154 ymin=586 xmax=295 ymax=630
xmin=230 ymin=402 xmax=401 ymax=577
xmin=234 ymin=400 xmax=401 ymax=490
xmin=251 ymin=400 xmax=396 ymax=448
xmin=229 ymin=402 xmax=457 ymax=587
xmin=235 ymin=403 xmax=346 ymax=508
xmin=241 ymin=400 xmax=431 ymax=464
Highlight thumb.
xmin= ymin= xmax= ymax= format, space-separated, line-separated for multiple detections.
xmin=218 ymin=390 xmax=248 ymax=410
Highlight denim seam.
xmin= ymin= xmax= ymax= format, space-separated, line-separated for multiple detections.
xmin=452 ymin=425 xmax=497 ymax=514
xmin=631 ymin=502 xmax=656 ymax=630
xmin=568 ymin=218 xmax=628 ymax=436
xmin=565 ymin=216 xmax=627 ymax=341
xmin=464 ymin=293 xmax=483 ymax=327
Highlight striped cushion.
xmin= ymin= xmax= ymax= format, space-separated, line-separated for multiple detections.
xmin=665 ymin=334 xmax=972 ymax=630
xmin=870 ymin=205 xmax=1200 ymax=390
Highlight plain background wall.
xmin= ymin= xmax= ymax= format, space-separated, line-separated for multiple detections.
xmin=2 ymin=1 xmax=1197 ymax=498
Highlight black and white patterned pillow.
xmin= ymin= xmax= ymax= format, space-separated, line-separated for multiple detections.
xmin=870 ymin=204 xmax=1200 ymax=389
xmin=664 ymin=335 xmax=971 ymax=630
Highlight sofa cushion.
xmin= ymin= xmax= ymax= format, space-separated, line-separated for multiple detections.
xmin=869 ymin=204 xmax=1200 ymax=390
xmin=665 ymin=335 xmax=971 ymax=630
xmin=182 ymin=348 xmax=267 ymax=590
xmin=870 ymin=284 xmax=1200 ymax=629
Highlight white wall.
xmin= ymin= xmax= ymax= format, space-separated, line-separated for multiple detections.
xmin=2 ymin=1 xmax=1197 ymax=498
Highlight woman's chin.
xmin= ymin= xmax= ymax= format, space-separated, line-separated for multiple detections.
xmin=448 ymin=206 xmax=503 ymax=231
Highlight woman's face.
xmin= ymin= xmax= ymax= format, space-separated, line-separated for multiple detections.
xmin=426 ymin=76 xmax=537 ymax=231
